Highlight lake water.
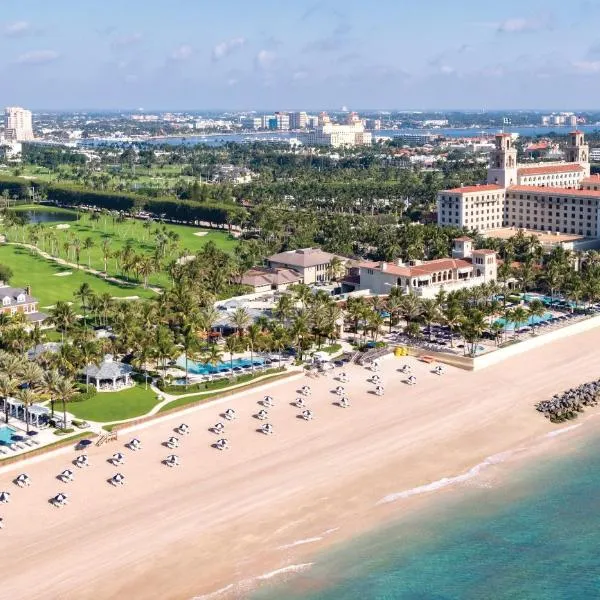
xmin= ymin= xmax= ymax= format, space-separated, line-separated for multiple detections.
xmin=252 ymin=425 xmax=600 ymax=600
xmin=14 ymin=209 xmax=78 ymax=224
xmin=80 ymin=125 xmax=600 ymax=148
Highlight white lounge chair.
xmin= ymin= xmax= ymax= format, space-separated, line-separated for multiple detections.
xmin=75 ymin=455 xmax=89 ymax=468
xmin=224 ymin=409 xmax=236 ymax=421
xmin=166 ymin=437 xmax=179 ymax=449
xmin=407 ymin=375 xmax=417 ymax=386
xmin=301 ymin=385 xmax=311 ymax=396
xmin=335 ymin=386 xmax=345 ymax=396
xmin=212 ymin=422 xmax=225 ymax=434
xmin=128 ymin=438 xmax=142 ymax=451
xmin=302 ymin=409 xmax=314 ymax=421
xmin=111 ymin=453 xmax=125 ymax=466
xmin=216 ymin=438 xmax=229 ymax=451
xmin=339 ymin=396 xmax=350 ymax=408
xmin=59 ymin=469 xmax=74 ymax=483
xmin=0 ymin=491 xmax=10 ymax=504
xmin=177 ymin=424 xmax=190 ymax=435
xmin=375 ymin=385 xmax=384 ymax=396
xmin=15 ymin=474 xmax=30 ymax=488
xmin=111 ymin=473 xmax=126 ymax=486
xmin=165 ymin=454 xmax=180 ymax=467
xmin=261 ymin=423 xmax=274 ymax=435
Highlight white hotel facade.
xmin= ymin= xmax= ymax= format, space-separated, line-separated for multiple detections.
xmin=437 ymin=131 xmax=600 ymax=241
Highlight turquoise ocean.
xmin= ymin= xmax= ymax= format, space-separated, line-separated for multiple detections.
xmin=251 ymin=426 xmax=600 ymax=600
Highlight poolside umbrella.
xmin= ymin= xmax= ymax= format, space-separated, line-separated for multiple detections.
xmin=12 ymin=435 xmax=24 ymax=442
xmin=0 ymin=491 xmax=11 ymax=503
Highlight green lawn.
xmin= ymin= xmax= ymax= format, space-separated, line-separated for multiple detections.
xmin=68 ymin=384 xmax=160 ymax=422
xmin=8 ymin=206 xmax=237 ymax=287
xmin=0 ymin=244 xmax=155 ymax=308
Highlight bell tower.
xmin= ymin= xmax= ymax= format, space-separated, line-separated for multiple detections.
xmin=566 ymin=130 xmax=590 ymax=176
xmin=487 ymin=133 xmax=517 ymax=187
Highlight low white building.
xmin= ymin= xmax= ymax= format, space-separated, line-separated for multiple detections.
xmin=356 ymin=237 xmax=497 ymax=298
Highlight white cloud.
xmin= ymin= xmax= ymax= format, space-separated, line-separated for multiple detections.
xmin=170 ymin=45 xmax=193 ymax=61
xmin=439 ymin=65 xmax=455 ymax=75
xmin=212 ymin=37 xmax=246 ymax=61
xmin=292 ymin=70 xmax=308 ymax=81
xmin=255 ymin=49 xmax=276 ymax=70
xmin=4 ymin=21 xmax=31 ymax=37
xmin=497 ymin=16 xmax=550 ymax=33
xmin=15 ymin=50 xmax=60 ymax=65
xmin=111 ymin=33 xmax=142 ymax=48
xmin=572 ymin=60 xmax=600 ymax=73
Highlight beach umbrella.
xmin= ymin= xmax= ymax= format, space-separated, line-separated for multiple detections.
xmin=0 ymin=491 xmax=10 ymax=503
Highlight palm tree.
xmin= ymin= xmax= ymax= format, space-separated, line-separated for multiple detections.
xmin=181 ymin=321 xmax=201 ymax=386
xmin=54 ymin=376 xmax=78 ymax=431
xmin=139 ymin=257 xmax=154 ymax=288
xmin=327 ymin=256 xmax=345 ymax=281
xmin=0 ymin=375 xmax=18 ymax=424
xmin=101 ymin=239 xmax=111 ymax=273
xmin=49 ymin=301 xmax=77 ymax=342
xmin=202 ymin=344 xmax=224 ymax=376
xmin=224 ymin=335 xmax=239 ymax=379
xmin=39 ymin=369 xmax=62 ymax=419
xmin=83 ymin=237 xmax=95 ymax=267
xmin=528 ymin=299 xmax=546 ymax=334
xmin=246 ymin=323 xmax=262 ymax=372
xmin=16 ymin=387 xmax=39 ymax=433
xmin=270 ymin=325 xmax=288 ymax=369
xmin=510 ymin=306 xmax=529 ymax=338
xmin=230 ymin=306 xmax=251 ymax=338
xmin=74 ymin=282 xmax=93 ymax=329
xmin=420 ymin=298 xmax=440 ymax=341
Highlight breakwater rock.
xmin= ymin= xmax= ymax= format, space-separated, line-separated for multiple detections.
xmin=536 ymin=380 xmax=600 ymax=423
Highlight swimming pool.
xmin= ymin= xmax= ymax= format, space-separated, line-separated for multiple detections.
xmin=523 ymin=293 xmax=575 ymax=308
xmin=176 ymin=356 xmax=265 ymax=376
xmin=494 ymin=312 xmax=553 ymax=330
xmin=0 ymin=425 xmax=17 ymax=445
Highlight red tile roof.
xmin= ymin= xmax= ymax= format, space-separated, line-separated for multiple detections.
xmin=507 ymin=185 xmax=600 ymax=198
xmin=441 ymin=184 xmax=504 ymax=194
xmin=454 ymin=236 xmax=473 ymax=242
xmin=582 ymin=175 xmax=600 ymax=183
xmin=517 ymin=164 xmax=583 ymax=176
xmin=371 ymin=258 xmax=475 ymax=278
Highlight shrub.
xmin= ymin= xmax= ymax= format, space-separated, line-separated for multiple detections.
xmin=71 ymin=385 xmax=97 ymax=402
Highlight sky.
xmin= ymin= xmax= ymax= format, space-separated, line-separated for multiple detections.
xmin=2 ymin=0 xmax=600 ymax=110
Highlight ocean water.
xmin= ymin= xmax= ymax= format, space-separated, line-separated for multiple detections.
xmin=252 ymin=428 xmax=600 ymax=600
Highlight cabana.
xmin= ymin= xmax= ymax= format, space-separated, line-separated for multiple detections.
xmin=0 ymin=398 xmax=50 ymax=428
xmin=83 ymin=354 xmax=134 ymax=392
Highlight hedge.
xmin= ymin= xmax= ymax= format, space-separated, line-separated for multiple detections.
xmin=0 ymin=176 xmax=247 ymax=226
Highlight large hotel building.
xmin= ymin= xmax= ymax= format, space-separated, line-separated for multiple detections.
xmin=437 ymin=131 xmax=600 ymax=245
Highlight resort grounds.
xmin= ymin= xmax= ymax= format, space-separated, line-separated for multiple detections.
xmin=2 ymin=325 xmax=600 ymax=599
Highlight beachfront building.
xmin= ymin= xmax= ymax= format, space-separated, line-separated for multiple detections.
xmin=355 ymin=237 xmax=497 ymax=298
xmin=0 ymin=284 xmax=46 ymax=323
xmin=240 ymin=267 xmax=302 ymax=293
xmin=83 ymin=354 xmax=134 ymax=392
xmin=437 ymin=132 xmax=600 ymax=250
xmin=4 ymin=106 xmax=34 ymax=142
xmin=266 ymin=248 xmax=347 ymax=285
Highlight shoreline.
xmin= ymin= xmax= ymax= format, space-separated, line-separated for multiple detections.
xmin=2 ymin=327 xmax=600 ymax=599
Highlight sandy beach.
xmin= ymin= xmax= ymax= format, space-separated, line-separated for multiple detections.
xmin=2 ymin=329 xmax=600 ymax=599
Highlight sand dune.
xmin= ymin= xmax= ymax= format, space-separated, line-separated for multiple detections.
xmin=1 ymin=329 xmax=600 ymax=599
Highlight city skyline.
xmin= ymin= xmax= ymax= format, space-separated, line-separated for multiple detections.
xmin=2 ymin=0 xmax=600 ymax=109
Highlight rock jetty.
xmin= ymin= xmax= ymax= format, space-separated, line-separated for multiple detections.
xmin=536 ymin=380 xmax=600 ymax=423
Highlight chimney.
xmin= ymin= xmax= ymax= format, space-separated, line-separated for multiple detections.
xmin=25 ymin=285 xmax=31 ymax=296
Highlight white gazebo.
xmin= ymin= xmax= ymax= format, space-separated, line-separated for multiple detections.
xmin=83 ymin=355 xmax=133 ymax=392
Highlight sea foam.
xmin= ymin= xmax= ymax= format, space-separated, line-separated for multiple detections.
xmin=376 ymin=450 xmax=517 ymax=505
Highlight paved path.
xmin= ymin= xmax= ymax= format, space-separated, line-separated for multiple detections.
xmin=7 ymin=242 xmax=162 ymax=297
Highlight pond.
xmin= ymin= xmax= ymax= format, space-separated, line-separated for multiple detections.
xmin=14 ymin=208 xmax=79 ymax=224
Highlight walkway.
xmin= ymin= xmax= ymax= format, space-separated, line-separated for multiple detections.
xmin=7 ymin=242 xmax=162 ymax=296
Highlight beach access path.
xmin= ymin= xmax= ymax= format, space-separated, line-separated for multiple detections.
xmin=1 ymin=326 xmax=599 ymax=599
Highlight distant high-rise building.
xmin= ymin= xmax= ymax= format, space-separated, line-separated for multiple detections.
xmin=301 ymin=121 xmax=372 ymax=148
xmin=275 ymin=112 xmax=290 ymax=131
xmin=4 ymin=106 xmax=34 ymax=141
xmin=242 ymin=117 xmax=262 ymax=130
xmin=289 ymin=111 xmax=308 ymax=130
xmin=318 ymin=112 xmax=331 ymax=126
xmin=307 ymin=115 xmax=320 ymax=129
xmin=346 ymin=111 xmax=361 ymax=125
xmin=569 ymin=115 xmax=578 ymax=127
xmin=261 ymin=115 xmax=275 ymax=129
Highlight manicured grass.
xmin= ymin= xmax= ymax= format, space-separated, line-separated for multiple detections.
xmin=158 ymin=370 xmax=293 ymax=413
xmin=0 ymin=245 xmax=155 ymax=307
xmin=68 ymin=384 xmax=161 ymax=422
xmin=9 ymin=206 xmax=237 ymax=287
